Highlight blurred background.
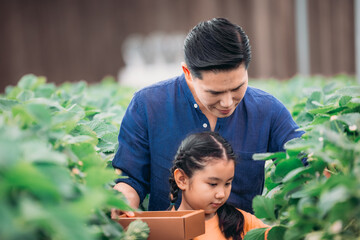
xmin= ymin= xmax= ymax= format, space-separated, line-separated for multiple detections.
xmin=0 ymin=0 xmax=357 ymax=92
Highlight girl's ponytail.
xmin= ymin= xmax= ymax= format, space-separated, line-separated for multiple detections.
xmin=168 ymin=165 xmax=180 ymax=210
xmin=217 ymin=202 xmax=245 ymax=240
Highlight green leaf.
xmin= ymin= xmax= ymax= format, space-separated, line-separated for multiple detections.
xmin=336 ymin=86 xmax=360 ymax=97
xmin=311 ymin=114 xmax=330 ymax=126
xmin=284 ymin=227 xmax=305 ymax=240
xmin=17 ymin=89 xmax=34 ymax=101
xmin=26 ymin=103 xmax=52 ymax=126
xmin=339 ymin=95 xmax=352 ymax=107
xmin=47 ymin=206 xmax=95 ymax=240
xmin=70 ymin=143 xmax=97 ymax=159
xmin=274 ymin=157 xmax=304 ymax=178
xmin=52 ymin=104 xmax=85 ymax=132
xmin=18 ymin=74 xmax=39 ymax=90
xmin=34 ymin=83 xmax=56 ymax=98
xmin=308 ymin=104 xmax=335 ymax=114
xmin=252 ymin=196 xmax=276 ymax=220
xmin=243 ymin=227 xmax=268 ymax=240
xmin=22 ymin=140 xmax=67 ymax=165
xmin=85 ymin=167 xmax=116 ymax=187
xmin=85 ymin=119 xmax=117 ymax=138
xmin=318 ymin=186 xmax=350 ymax=217
xmin=61 ymin=134 xmax=98 ymax=145
xmin=337 ymin=113 xmax=360 ymax=128
xmin=4 ymin=163 xmax=61 ymax=201
xmin=124 ymin=219 xmax=150 ymax=240
xmin=268 ymin=226 xmax=286 ymax=240
xmin=0 ymin=128 xmax=22 ymax=167
xmin=282 ymin=167 xmax=313 ymax=183
xmin=295 ymin=112 xmax=314 ymax=126
xmin=0 ymin=98 xmax=19 ymax=111
xmin=252 ymin=152 xmax=286 ymax=161
xmin=306 ymin=91 xmax=323 ymax=110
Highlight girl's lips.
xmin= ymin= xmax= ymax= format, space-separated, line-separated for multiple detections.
xmin=211 ymin=203 xmax=222 ymax=208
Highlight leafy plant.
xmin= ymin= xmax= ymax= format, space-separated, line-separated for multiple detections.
xmin=0 ymin=75 xmax=149 ymax=240
xmin=246 ymin=77 xmax=360 ymax=240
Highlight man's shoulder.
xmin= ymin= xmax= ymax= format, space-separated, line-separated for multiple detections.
xmin=245 ymin=86 xmax=283 ymax=106
xmin=246 ymin=86 xmax=275 ymax=99
xmin=136 ymin=75 xmax=182 ymax=94
xmin=131 ymin=74 xmax=184 ymax=105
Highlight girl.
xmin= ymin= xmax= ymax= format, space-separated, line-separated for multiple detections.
xmin=168 ymin=132 xmax=269 ymax=240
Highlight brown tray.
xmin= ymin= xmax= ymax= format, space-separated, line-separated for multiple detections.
xmin=113 ymin=210 xmax=205 ymax=240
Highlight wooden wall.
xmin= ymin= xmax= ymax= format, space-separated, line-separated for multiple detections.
xmin=0 ymin=0 xmax=355 ymax=92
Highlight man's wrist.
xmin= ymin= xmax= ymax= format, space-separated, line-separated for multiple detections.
xmin=114 ymin=182 xmax=140 ymax=209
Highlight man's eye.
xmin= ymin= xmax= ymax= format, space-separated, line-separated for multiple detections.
xmin=232 ymin=86 xmax=241 ymax=92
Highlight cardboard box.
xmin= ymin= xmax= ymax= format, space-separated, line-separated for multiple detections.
xmin=113 ymin=210 xmax=205 ymax=240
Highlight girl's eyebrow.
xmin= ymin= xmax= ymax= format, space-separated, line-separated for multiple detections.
xmin=208 ymin=176 xmax=234 ymax=181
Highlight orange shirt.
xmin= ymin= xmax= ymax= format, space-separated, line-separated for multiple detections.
xmin=194 ymin=209 xmax=269 ymax=240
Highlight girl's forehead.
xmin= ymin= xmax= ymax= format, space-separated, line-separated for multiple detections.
xmin=194 ymin=158 xmax=235 ymax=177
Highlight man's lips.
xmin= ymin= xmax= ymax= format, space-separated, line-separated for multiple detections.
xmin=218 ymin=109 xmax=231 ymax=115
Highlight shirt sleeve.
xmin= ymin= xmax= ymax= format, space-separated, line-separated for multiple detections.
xmin=269 ymin=98 xmax=304 ymax=152
xmin=112 ymin=92 xmax=150 ymax=203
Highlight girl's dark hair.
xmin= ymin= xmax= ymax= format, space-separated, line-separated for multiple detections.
xmin=168 ymin=132 xmax=245 ymax=240
xmin=184 ymin=17 xmax=251 ymax=79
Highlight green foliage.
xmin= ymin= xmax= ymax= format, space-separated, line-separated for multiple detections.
xmin=2 ymin=73 xmax=359 ymax=240
xmin=0 ymin=74 xmax=148 ymax=240
xmin=252 ymin=75 xmax=360 ymax=240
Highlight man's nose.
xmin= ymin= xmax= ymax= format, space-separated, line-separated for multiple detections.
xmin=219 ymin=92 xmax=233 ymax=108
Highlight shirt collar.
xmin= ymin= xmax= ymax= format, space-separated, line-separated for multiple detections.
xmin=179 ymin=73 xmax=229 ymax=126
xmin=179 ymin=73 xmax=198 ymax=106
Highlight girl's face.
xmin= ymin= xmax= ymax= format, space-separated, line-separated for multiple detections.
xmin=177 ymin=158 xmax=235 ymax=219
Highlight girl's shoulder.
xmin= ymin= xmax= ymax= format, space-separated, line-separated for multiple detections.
xmin=236 ymin=208 xmax=269 ymax=232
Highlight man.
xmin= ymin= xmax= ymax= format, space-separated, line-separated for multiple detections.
xmin=112 ymin=18 xmax=303 ymax=213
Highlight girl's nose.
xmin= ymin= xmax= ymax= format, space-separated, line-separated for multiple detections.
xmin=215 ymin=189 xmax=225 ymax=199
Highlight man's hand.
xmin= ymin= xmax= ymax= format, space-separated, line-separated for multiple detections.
xmin=111 ymin=182 xmax=140 ymax=219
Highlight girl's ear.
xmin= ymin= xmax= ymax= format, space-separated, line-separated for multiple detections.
xmin=174 ymin=168 xmax=188 ymax=191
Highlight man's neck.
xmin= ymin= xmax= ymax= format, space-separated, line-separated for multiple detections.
xmin=186 ymin=79 xmax=217 ymax=131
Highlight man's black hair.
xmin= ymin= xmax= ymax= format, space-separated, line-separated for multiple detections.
xmin=184 ymin=17 xmax=251 ymax=79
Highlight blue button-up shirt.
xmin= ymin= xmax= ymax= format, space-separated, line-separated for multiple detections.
xmin=112 ymin=74 xmax=303 ymax=213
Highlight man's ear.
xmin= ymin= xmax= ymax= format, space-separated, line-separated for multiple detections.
xmin=181 ymin=62 xmax=192 ymax=82
xmin=174 ymin=168 xmax=188 ymax=191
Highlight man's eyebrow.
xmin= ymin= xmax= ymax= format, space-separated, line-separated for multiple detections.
xmin=205 ymin=81 xmax=246 ymax=94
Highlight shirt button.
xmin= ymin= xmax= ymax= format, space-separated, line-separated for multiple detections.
xmin=194 ymin=103 xmax=198 ymax=108
xmin=203 ymin=123 xmax=208 ymax=128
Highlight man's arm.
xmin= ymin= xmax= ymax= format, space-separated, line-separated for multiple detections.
xmin=269 ymin=98 xmax=304 ymax=152
xmin=113 ymin=182 xmax=140 ymax=209
xmin=112 ymin=91 xmax=151 ymax=205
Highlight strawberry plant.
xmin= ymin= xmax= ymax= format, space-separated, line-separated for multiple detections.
xmin=0 ymin=75 xmax=149 ymax=240
xmin=245 ymin=76 xmax=360 ymax=240
xmin=2 ymin=73 xmax=358 ymax=240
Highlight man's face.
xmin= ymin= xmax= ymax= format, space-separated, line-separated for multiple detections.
xmin=190 ymin=65 xmax=248 ymax=118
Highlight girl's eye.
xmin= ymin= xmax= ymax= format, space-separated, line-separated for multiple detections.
xmin=225 ymin=182 xmax=232 ymax=187
xmin=208 ymin=183 xmax=217 ymax=187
